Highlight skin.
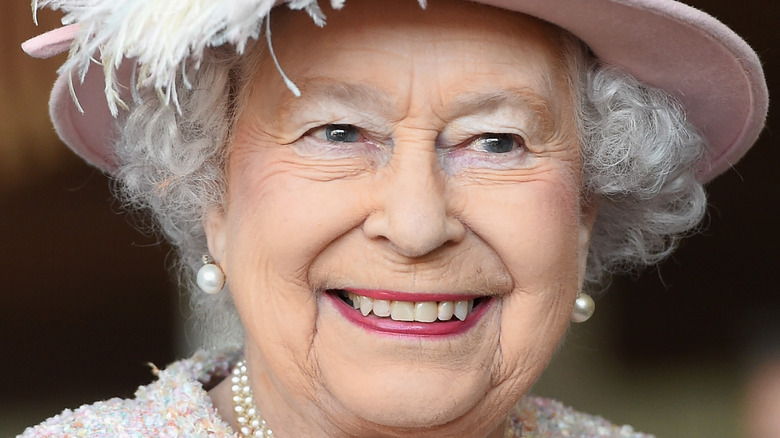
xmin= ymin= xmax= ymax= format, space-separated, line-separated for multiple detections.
xmin=207 ymin=1 xmax=598 ymax=436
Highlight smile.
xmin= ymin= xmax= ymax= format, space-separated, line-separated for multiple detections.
xmin=338 ymin=290 xmax=480 ymax=322
xmin=326 ymin=288 xmax=492 ymax=337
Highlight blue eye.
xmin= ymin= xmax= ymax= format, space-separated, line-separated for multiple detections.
xmin=325 ymin=124 xmax=361 ymax=142
xmin=471 ymin=133 xmax=522 ymax=153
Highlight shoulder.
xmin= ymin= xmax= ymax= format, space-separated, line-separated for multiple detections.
xmin=17 ymin=350 xmax=241 ymax=438
xmin=509 ymin=396 xmax=654 ymax=438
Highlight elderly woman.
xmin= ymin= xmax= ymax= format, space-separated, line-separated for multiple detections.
xmin=20 ymin=0 xmax=766 ymax=436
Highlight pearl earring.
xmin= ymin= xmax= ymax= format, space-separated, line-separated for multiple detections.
xmin=197 ymin=255 xmax=225 ymax=294
xmin=571 ymin=293 xmax=595 ymax=323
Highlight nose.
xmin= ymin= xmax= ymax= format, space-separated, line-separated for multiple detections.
xmin=363 ymin=140 xmax=466 ymax=258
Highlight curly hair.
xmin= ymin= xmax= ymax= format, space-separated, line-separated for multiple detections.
xmin=113 ymin=26 xmax=706 ymax=347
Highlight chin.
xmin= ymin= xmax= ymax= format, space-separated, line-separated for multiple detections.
xmin=309 ymin=293 xmax=503 ymax=431
xmin=328 ymin=366 xmax=491 ymax=429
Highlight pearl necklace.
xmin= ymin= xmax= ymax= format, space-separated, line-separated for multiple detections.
xmin=231 ymin=359 xmax=274 ymax=437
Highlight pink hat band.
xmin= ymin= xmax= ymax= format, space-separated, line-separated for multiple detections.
xmin=23 ymin=0 xmax=768 ymax=182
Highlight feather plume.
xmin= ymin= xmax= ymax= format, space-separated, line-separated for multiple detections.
xmin=32 ymin=0 xmax=427 ymax=115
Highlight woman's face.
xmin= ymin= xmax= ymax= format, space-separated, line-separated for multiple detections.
xmin=206 ymin=0 xmax=596 ymax=435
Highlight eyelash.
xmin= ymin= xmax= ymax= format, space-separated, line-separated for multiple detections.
xmin=308 ymin=124 xmax=365 ymax=143
xmin=462 ymin=133 xmax=526 ymax=155
xmin=301 ymin=124 xmax=529 ymax=169
xmin=296 ymin=124 xmax=388 ymax=164
xmin=309 ymin=125 xmax=525 ymax=151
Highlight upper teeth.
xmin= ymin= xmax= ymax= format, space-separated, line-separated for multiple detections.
xmin=346 ymin=292 xmax=475 ymax=322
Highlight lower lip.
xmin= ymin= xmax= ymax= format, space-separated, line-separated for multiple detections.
xmin=326 ymin=293 xmax=492 ymax=337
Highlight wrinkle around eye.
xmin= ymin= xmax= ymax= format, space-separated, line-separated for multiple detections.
xmin=292 ymin=133 xmax=391 ymax=167
xmin=441 ymin=145 xmax=531 ymax=174
xmin=452 ymin=162 xmax=572 ymax=186
xmin=276 ymin=155 xmax=377 ymax=182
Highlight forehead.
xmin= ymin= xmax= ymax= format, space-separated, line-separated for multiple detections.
xmin=243 ymin=0 xmax=574 ymax=123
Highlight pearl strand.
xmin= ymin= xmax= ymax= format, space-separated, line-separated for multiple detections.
xmin=231 ymin=359 xmax=274 ymax=437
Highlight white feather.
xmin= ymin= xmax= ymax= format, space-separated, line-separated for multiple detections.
xmin=33 ymin=0 xmax=428 ymax=114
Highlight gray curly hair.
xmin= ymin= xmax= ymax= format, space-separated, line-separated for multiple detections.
xmin=113 ymin=24 xmax=706 ymax=347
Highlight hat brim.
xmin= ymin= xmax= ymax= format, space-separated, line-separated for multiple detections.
xmin=24 ymin=0 xmax=768 ymax=182
xmin=480 ymin=0 xmax=768 ymax=182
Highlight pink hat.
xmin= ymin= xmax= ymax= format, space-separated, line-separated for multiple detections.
xmin=23 ymin=0 xmax=768 ymax=182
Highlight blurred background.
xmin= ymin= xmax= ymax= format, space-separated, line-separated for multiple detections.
xmin=1 ymin=1 xmax=778 ymax=437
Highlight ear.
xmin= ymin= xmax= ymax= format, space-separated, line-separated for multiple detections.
xmin=203 ymin=207 xmax=228 ymax=269
xmin=577 ymin=195 xmax=600 ymax=287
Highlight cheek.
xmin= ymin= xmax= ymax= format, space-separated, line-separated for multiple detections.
xmin=458 ymin=177 xmax=583 ymax=286
xmin=457 ymin=175 xmax=584 ymax=382
xmin=225 ymin=148 xmax=375 ymax=273
xmin=222 ymin=147 xmax=383 ymax=383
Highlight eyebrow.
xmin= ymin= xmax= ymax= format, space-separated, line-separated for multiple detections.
xmin=442 ymin=88 xmax=557 ymax=138
xmin=284 ymin=79 xmax=401 ymax=122
xmin=279 ymin=81 xmax=558 ymax=138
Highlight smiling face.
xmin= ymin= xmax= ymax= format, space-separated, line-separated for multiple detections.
xmin=205 ymin=0 xmax=595 ymax=436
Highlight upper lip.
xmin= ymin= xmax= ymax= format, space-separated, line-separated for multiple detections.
xmin=334 ymin=288 xmax=483 ymax=302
